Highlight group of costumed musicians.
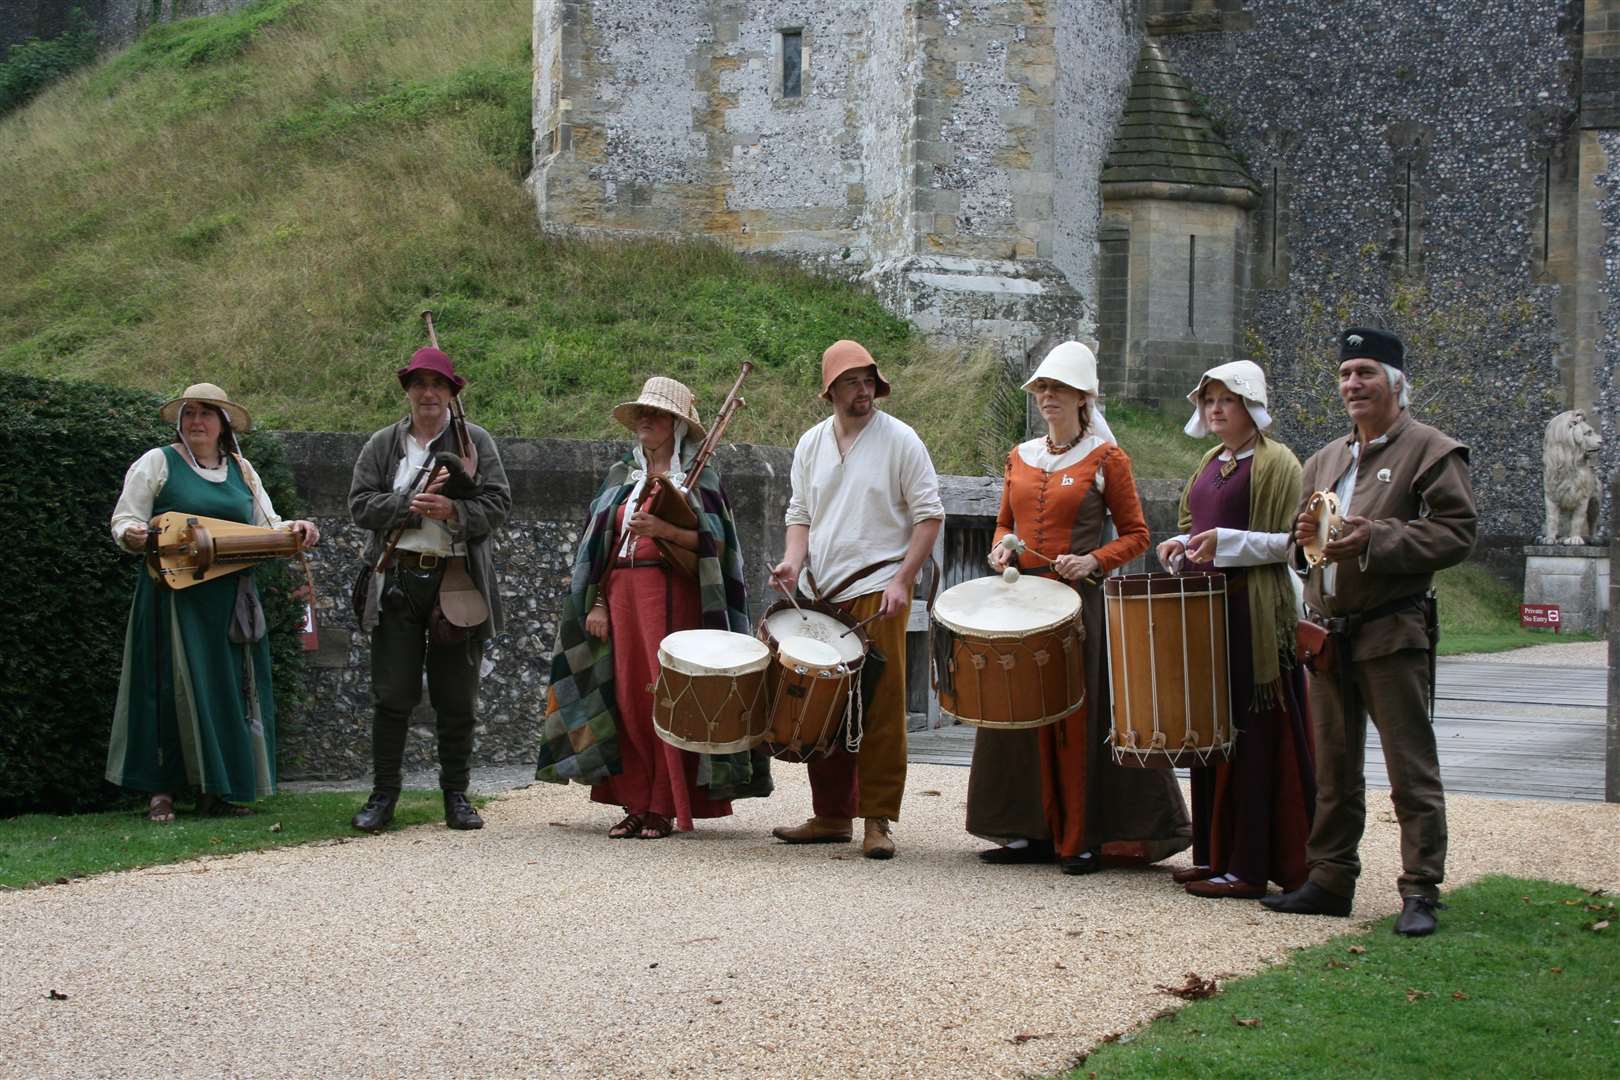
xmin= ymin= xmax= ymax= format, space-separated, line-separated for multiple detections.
xmin=107 ymin=325 xmax=1474 ymax=936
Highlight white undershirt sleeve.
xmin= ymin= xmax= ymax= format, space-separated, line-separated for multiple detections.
xmin=110 ymin=448 xmax=169 ymax=545
xmin=1213 ymin=528 xmax=1293 ymax=567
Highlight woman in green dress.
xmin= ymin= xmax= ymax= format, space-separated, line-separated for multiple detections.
xmin=107 ymin=384 xmax=320 ymax=822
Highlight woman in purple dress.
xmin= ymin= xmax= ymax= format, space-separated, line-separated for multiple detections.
xmin=1155 ymin=361 xmax=1315 ymax=899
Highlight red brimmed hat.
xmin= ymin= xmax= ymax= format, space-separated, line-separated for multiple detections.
xmin=397 ymin=347 xmax=466 ymax=394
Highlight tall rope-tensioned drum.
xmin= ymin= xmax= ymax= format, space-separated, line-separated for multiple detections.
xmin=1103 ymin=572 xmax=1233 ymax=767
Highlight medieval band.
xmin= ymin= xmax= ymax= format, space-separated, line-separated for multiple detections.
xmin=106 ymin=322 xmax=1477 ymax=938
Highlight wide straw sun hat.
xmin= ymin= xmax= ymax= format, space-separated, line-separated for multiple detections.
xmin=158 ymin=383 xmax=252 ymax=432
xmin=611 ymin=377 xmax=707 ymax=440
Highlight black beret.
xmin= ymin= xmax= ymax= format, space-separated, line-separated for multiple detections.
xmin=1338 ymin=327 xmax=1404 ymax=370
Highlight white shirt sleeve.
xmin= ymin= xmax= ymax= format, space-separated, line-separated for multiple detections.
xmin=237 ymin=457 xmax=284 ymax=528
xmin=1213 ymin=528 xmax=1293 ymax=567
xmin=898 ymin=426 xmax=944 ymax=524
xmin=110 ymin=448 xmax=169 ymax=545
xmin=784 ymin=430 xmax=812 ymax=528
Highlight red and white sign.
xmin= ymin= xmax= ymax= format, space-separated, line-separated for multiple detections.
xmin=1520 ymin=604 xmax=1560 ymax=632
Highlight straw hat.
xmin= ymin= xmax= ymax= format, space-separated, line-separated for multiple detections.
xmin=819 ymin=339 xmax=891 ymax=400
xmin=1184 ymin=359 xmax=1273 ymax=436
xmin=159 ymin=383 xmax=252 ymax=432
xmin=612 ymin=377 xmax=706 ymax=440
xmin=1022 ymin=340 xmax=1099 ymax=396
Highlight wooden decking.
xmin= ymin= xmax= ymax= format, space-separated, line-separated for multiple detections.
xmin=907 ymin=659 xmax=1613 ymax=803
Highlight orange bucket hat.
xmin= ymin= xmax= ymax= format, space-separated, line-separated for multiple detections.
xmin=819 ymin=339 xmax=892 ymax=400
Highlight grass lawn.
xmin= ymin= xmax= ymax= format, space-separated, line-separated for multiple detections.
xmin=1070 ymin=875 xmax=1620 ymax=1080
xmin=1434 ymin=561 xmax=1598 ymax=656
xmin=0 ymin=790 xmax=473 ymax=889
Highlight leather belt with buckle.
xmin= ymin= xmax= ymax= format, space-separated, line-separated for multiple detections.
xmin=396 ymin=551 xmax=446 ymax=571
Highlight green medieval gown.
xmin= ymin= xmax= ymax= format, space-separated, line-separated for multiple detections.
xmin=106 ymin=447 xmax=276 ymax=802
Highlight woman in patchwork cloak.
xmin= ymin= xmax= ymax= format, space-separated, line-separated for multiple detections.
xmin=537 ymin=378 xmax=771 ymax=838
xmin=1155 ymin=360 xmax=1316 ymax=899
xmin=107 ymin=383 xmax=320 ymax=822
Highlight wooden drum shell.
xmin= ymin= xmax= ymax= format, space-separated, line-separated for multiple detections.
xmin=1103 ymin=572 xmax=1234 ymax=768
xmin=755 ymin=598 xmax=869 ymax=762
xmin=934 ymin=621 xmax=1084 ymax=729
xmin=650 ymin=631 xmax=771 ymax=755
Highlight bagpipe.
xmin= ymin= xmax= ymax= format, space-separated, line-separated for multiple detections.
xmin=640 ymin=361 xmax=752 ymax=580
xmin=374 ymin=310 xmax=482 ymax=574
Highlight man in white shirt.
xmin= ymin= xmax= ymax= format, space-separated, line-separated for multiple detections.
xmin=768 ymin=340 xmax=944 ymax=859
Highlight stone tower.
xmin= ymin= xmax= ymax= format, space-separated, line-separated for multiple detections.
xmin=529 ymin=0 xmax=1143 ymax=358
xmin=1097 ymin=40 xmax=1258 ymax=410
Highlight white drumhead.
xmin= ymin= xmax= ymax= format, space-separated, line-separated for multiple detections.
xmin=761 ymin=607 xmax=864 ymax=664
xmin=934 ymin=575 xmax=1080 ymax=636
xmin=658 ymin=629 xmax=770 ymax=676
xmin=778 ymin=635 xmax=843 ymax=670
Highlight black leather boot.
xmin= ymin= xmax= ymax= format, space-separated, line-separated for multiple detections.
xmin=1259 ymin=881 xmax=1353 ymax=917
xmin=1394 ymin=896 xmax=1444 ymax=937
xmin=444 ymin=790 xmax=484 ymax=830
xmin=351 ymin=790 xmax=398 ymax=833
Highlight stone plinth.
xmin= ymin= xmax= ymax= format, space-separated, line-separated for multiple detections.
xmin=1523 ymin=544 xmax=1611 ymax=635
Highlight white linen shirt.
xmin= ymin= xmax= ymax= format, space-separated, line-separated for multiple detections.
xmin=785 ymin=410 xmax=944 ymax=603
xmin=110 ymin=447 xmax=282 ymax=545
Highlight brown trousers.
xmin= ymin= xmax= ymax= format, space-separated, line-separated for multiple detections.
xmin=805 ymin=588 xmax=909 ymax=821
xmin=1306 ymin=648 xmax=1447 ymax=901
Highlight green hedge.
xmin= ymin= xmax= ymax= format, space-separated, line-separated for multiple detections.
xmin=0 ymin=373 xmax=306 ymax=815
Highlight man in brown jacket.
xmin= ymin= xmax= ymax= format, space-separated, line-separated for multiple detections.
xmin=1262 ymin=327 xmax=1476 ymax=936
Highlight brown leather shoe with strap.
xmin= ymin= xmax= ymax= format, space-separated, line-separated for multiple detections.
xmin=862 ymin=817 xmax=895 ymax=860
xmin=772 ymin=816 xmax=853 ymax=844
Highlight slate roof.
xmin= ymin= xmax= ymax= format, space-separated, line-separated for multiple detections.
xmin=1101 ymin=40 xmax=1258 ymax=194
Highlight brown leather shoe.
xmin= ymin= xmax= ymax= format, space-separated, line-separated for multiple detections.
xmin=862 ymin=817 xmax=895 ymax=860
xmin=1171 ymin=864 xmax=1214 ymax=884
xmin=1185 ymin=877 xmax=1267 ymax=900
xmin=771 ymin=816 xmax=852 ymax=844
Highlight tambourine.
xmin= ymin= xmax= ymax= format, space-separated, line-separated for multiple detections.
xmin=1300 ymin=491 xmax=1343 ymax=567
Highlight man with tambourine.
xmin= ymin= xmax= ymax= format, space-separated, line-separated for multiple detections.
xmin=1265 ymin=327 xmax=1476 ymax=937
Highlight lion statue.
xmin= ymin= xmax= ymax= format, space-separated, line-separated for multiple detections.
xmin=1540 ymin=409 xmax=1602 ymax=544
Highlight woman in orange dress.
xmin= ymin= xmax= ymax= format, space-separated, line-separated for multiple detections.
xmin=967 ymin=341 xmax=1191 ymax=874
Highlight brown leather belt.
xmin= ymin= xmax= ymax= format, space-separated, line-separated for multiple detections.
xmin=396 ymin=551 xmax=451 ymax=571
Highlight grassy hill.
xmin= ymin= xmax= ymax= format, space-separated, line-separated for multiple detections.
xmin=0 ymin=0 xmax=1213 ymax=478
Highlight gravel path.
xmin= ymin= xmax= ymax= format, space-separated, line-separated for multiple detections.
xmin=3 ymin=767 xmax=1616 ymax=1079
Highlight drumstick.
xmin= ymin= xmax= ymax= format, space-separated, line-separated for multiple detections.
xmin=772 ymin=575 xmax=810 ymax=620
xmin=838 ymin=610 xmax=883 ymax=638
xmin=998 ymin=533 xmax=1057 ymax=567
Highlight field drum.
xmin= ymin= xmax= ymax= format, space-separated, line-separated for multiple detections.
xmin=756 ymin=598 xmax=868 ymax=762
xmin=651 ymin=629 xmax=771 ymax=755
xmin=930 ymin=574 xmax=1084 ymax=729
xmin=1102 ymin=572 xmax=1233 ymax=767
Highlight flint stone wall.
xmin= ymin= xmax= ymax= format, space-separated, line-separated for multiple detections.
xmin=270 ymin=429 xmax=1182 ymax=782
xmin=1155 ymin=0 xmax=1586 ymax=539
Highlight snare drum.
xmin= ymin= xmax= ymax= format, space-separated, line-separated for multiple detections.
xmin=930 ymin=575 xmax=1085 ymax=729
xmin=756 ymin=599 xmax=868 ymax=762
xmin=651 ymin=629 xmax=771 ymax=754
xmin=1102 ymin=572 xmax=1233 ymax=767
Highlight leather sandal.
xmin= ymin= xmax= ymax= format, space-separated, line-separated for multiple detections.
xmin=638 ymin=813 xmax=673 ymax=840
xmin=1171 ymin=864 xmax=1214 ymax=884
xmin=146 ymin=794 xmax=175 ymax=823
xmin=608 ymin=813 xmax=643 ymax=839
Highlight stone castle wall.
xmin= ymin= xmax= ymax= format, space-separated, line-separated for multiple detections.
xmin=1155 ymin=0 xmax=1588 ymax=539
